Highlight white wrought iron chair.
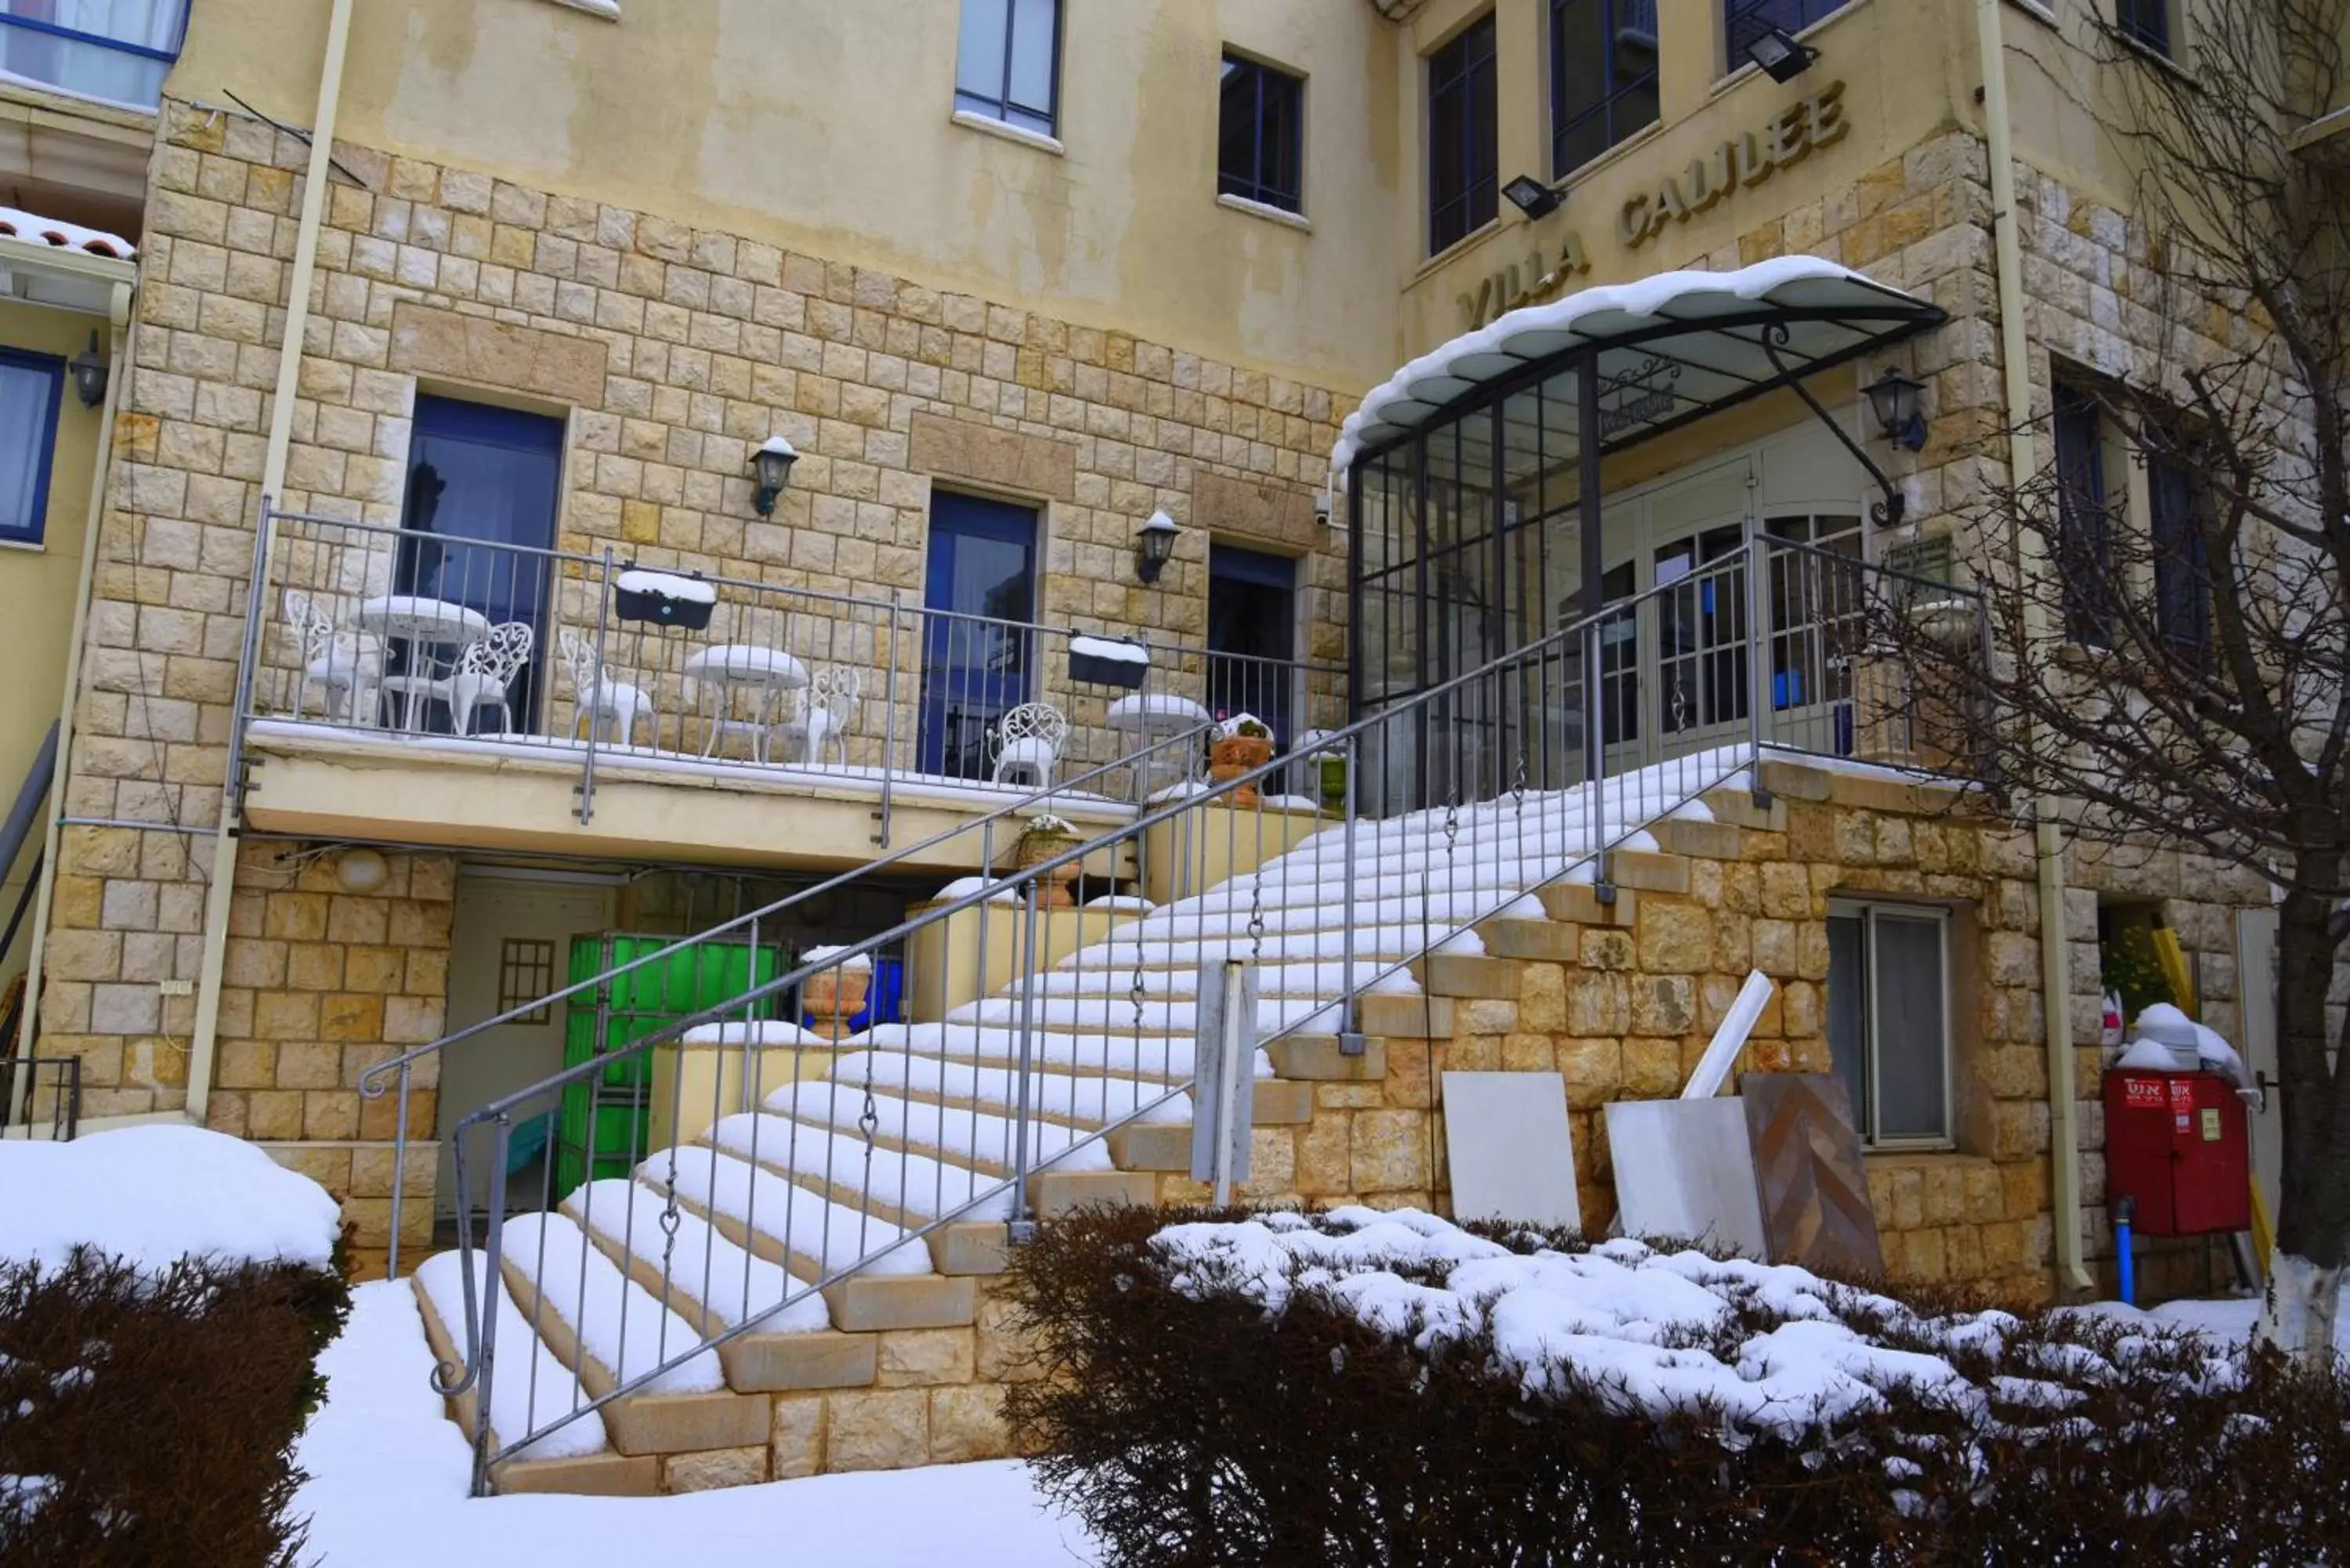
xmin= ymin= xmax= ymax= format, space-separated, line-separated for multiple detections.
xmin=777 ymin=664 xmax=860 ymax=767
xmin=283 ymin=589 xmax=381 ymax=724
xmin=989 ymin=701 xmax=1068 ymax=789
xmin=379 ymin=621 xmax=534 ymax=735
xmin=557 ymin=627 xmax=650 ymax=746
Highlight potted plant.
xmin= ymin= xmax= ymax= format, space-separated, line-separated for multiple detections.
xmin=613 ymin=565 xmax=718 ymax=630
xmin=1209 ymin=713 xmax=1276 ymax=807
xmin=1068 ymin=632 xmax=1151 ymax=689
xmin=1009 ymin=812 xmax=1082 ymax=908
xmin=798 ymin=943 xmax=873 ymax=1038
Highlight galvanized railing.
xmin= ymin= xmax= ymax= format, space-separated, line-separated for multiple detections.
xmin=238 ymin=504 xmax=1342 ymax=836
xmin=413 ymin=537 xmax=1985 ymax=1490
xmin=0 ymin=1055 xmax=81 ymax=1141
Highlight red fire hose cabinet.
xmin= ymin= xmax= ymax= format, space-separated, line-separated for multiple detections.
xmin=2101 ymin=1071 xmax=2250 ymax=1237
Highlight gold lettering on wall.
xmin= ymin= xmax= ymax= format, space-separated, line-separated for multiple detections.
xmin=1620 ymin=81 xmax=1849 ymax=248
xmin=1454 ymin=231 xmax=1596 ymax=330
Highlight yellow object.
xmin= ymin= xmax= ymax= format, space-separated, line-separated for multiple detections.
xmin=2149 ymin=923 xmax=2200 ymax=1017
xmin=2250 ymin=1173 xmax=2276 ymax=1276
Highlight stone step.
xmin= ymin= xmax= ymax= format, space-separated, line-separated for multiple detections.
xmin=928 ymin=1220 xmax=1012 ymax=1276
xmin=822 ymin=1273 xmax=978 ymax=1334
xmin=1028 ymin=1167 xmax=1158 ymax=1217
xmin=1355 ymin=992 xmax=1452 ymax=1039
xmin=1655 ymin=817 xmax=1743 ymax=861
xmin=1607 ymin=848 xmax=1690 ymax=894
xmin=1413 ymin=952 xmax=1524 ymax=997
xmin=1264 ymin=1034 xmax=1386 ymax=1081
xmin=1104 ymin=1121 xmax=1191 ymax=1171
xmin=1701 ymin=786 xmax=1786 ymax=833
xmin=1477 ymin=916 xmax=1579 ymax=963
xmin=496 ymin=1254 xmax=771 ymax=1458
xmin=1537 ymin=883 xmax=1638 ymax=927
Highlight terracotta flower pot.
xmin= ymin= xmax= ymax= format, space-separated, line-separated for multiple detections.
xmin=1209 ymin=735 xmax=1274 ymax=806
xmin=1011 ymin=832 xmax=1079 ymax=909
xmin=801 ymin=966 xmax=871 ymax=1027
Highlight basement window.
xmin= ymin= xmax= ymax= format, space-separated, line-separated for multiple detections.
xmin=1827 ymin=900 xmax=1953 ymax=1146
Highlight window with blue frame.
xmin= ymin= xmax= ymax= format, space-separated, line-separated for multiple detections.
xmin=0 ymin=348 xmax=63 ymax=547
xmin=0 ymin=0 xmax=188 ymax=110
xmin=1218 ymin=53 xmax=1304 ymax=214
xmin=955 ymin=0 xmax=1061 ymax=138
xmin=919 ymin=493 xmax=1039 ymax=779
xmin=1427 ymin=13 xmax=1498 ymax=255
xmin=1552 ymin=0 xmax=1659 ymax=178
xmin=2116 ymin=0 xmax=2174 ymax=56
xmin=1723 ymin=0 xmax=1848 ymax=68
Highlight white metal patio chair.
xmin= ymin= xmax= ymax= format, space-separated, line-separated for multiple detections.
xmin=989 ymin=701 xmax=1068 ymax=789
xmin=776 ymin=664 xmax=861 ymax=767
xmin=283 ymin=588 xmax=381 ymax=724
xmin=379 ymin=621 xmax=535 ymax=736
xmin=557 ymin=627 xmax=651 ymax=746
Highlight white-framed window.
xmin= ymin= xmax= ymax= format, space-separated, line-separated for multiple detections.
xmin=1826 ymin=899 xmax=1953 ymax=1146
xmin=956 ymin=0 xmax=1061 ymax=139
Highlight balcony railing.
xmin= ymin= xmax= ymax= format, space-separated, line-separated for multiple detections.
xmin=233 ymin=504 xmax=1344 ymax=841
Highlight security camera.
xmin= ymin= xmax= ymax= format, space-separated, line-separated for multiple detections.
xmin=1313 ymin=492 xmax=1332 ymax=526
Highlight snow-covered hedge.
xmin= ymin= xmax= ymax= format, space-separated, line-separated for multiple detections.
xmin=0 ymin=1129 xmax=351 ymax=1566
xmin=1006 ymin=1205 xmax=2350 ymax=1566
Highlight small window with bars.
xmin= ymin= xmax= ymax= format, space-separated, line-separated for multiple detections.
xmin=498 ymin=938 xmax=556 ymax=1024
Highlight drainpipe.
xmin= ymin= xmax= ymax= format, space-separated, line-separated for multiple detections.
xmin=1976 ymin=0 xmax=2092 ymax=1295
xmin=13 ymin=279 xmax=132 ymax=1063
xmin=184 ymin=0 xmax=355 ymax=1123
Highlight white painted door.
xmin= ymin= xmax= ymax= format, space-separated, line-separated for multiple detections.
xmin=437 ymin=873 xmax=616 ymax=1224
xmin=2236 ymin=906 xmax=2281 ymax=1219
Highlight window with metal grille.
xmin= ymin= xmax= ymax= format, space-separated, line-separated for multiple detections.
xmin=1551 ymin=0 xmax=1659 ymax=178
xmin=1828 ymin=901 xmax=1953 ymax=1145
xmin=2149 ymin=448 xmax=2212 ymax=663
xmin=497 ymin=938 xmax=555 ymax=1024
xmin=2052 ymin=381 xmax=2117 ymax=647
xmin=1722 ymin=0 xmax=1849 ymax=70
xmin=956 ymin=0 xmax=1061 ymax=139
xmin=1427 ymin=13 xmax=1498 ymax=255
xmin=2116 ymin=0 xmax=2173 ymax=56
xmin=1218 ymin=53 xmax=1304 ymax=214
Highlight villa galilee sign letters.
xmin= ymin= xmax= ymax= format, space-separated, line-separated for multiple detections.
xmin=1456 ymin=81 xmax=1851 ymax=331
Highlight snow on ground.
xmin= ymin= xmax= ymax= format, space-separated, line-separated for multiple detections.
xmin=295 ymin=1281 xmax=1098 ymax=1568
xmin=2074 ymin=1292 xmax=2350 ymax=1348
xmin=0 ymin=1124 xmax=340 ymax=1274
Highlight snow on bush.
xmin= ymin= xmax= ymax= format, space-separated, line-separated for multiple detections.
xmin=0 ymin=1125 xmax=341 ymax=1275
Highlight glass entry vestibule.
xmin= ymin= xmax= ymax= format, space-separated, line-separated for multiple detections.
xmin=1343 ymin=262 xmax=1940 ymax=806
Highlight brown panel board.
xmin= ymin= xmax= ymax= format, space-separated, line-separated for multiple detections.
xmin=1741 ymin=1071 xmax=1884 ymax=1276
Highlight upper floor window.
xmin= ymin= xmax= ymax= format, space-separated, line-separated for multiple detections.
xmin=2147 ymin=446 xmax=2213 ymax=662
xmin=0 ymin=0 xmax=187 ymax=110
xmin=1723 ymin=0 xmax=1848 ymax=71
xmin=2116 ymin=0 xmax=2175 ymax=56
xmin=1427 ymin=13 xmax=1498 ymax=255
xmin=1218 ymin=53 xmax=1303 ymax=215
xmin=0 ymin=347 xmax=63 ymax=546
xmin=956 ymin=0 xmax=1061 ymax=139
xmin=2051 ymin=381 xmax=2117 ymax=648
xmin=1552 ymin=0 xmax=1660 ymax=178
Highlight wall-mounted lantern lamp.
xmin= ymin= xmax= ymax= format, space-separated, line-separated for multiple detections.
xmin=1745 ymin=25 xmax=1819 ymax=83
xmin=1134 ymin=509 xmax=1180 ymax=585
xmin=750 ymin=435 xmax=799 ymax=516
xmin=1502 ymin=175 xmax=1562 ymax=220
xmin=1864 ymin=368 xmax=1929 ymax=453
xmin=69 ymin=331 xmax=107 ymax=409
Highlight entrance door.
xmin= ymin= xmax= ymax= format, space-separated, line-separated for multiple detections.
xmin=919 ymin=493 xmax=1038 ymax=779
xmin=1206 ymin=544 xmax=1298 ymax=745
xmin=395 ymin=396 xmax=564 ymax=733
xmin=2238 ymin=906 xmax=2281 ymax=1221
xmin=437 ymin=872 xmax=617 ymax=1229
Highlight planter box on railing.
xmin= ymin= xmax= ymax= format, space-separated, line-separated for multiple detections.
xmin=613 ymin=567 xmax=718 ymax=630
xmin=1068 ymin=634 xmax=1150 ymax=689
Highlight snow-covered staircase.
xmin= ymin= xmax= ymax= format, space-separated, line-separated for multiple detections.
xmin=400 ymin=750 xmax=1758 ymax=1494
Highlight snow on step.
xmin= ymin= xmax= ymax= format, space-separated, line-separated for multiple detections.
xmin=945 ymin=993 xmax=1333 ymax=1035
xmin=853 ymin=1021 xmax=1258 ymax=1078
xmin=414 ymin=1250 xmax=608 ymax=1460
xmin=501 ymin=1212 xmax=726 ymax=1395
xmin=1021 ymin=960 xmax=1417 ymax=1000
xmin=655 ymin=1146 xmax=934 ymax=1277
xmin=708 ymin=1111 xmax=1014 ymax=1223
xmin=762 ymin=1078 xmax=1112 ymax=1173
xmin=563 ymin=1178 xmax=829 ymax=1335
xmin=830 ymin=1051 xmax=1191 ymax=1125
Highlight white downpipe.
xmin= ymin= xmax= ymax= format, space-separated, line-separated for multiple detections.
xmin=184 ymin=0 xmax=355 ymax=1122
xmin=1976 ymin=0 xmax=2091 ymax=1294
xmin=13 ymin=282 xmax=132 ymax=1063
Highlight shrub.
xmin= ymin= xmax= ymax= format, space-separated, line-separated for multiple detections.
xmin=1003 ymin=1206 xmax=2350 ymax=1566
xmin=0 ymin=1244 xmax=352 ymax=1568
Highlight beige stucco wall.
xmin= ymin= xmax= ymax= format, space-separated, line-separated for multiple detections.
xmin=0 ymin=298 xmax=107 ymax=991
xmin=162 ymin=0 xmax=1408 ymax=392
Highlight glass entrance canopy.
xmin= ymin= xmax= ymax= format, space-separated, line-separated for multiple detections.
xmin=1339 ymin=257 xmax=1943 ymax=804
